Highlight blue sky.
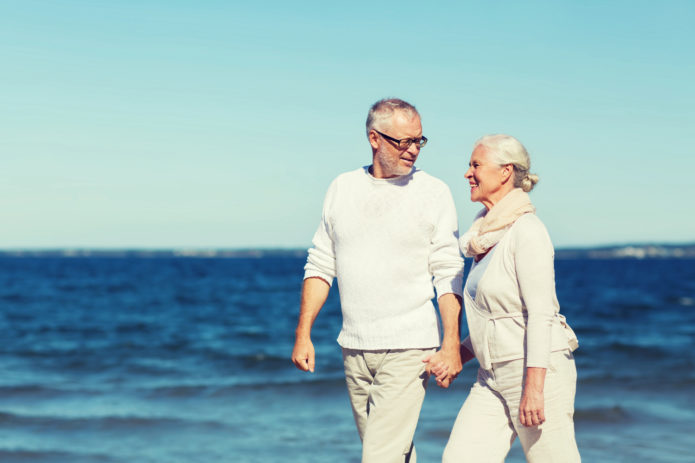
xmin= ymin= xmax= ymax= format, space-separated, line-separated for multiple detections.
xmin=2 ymin=1 xmax=694 ymax=249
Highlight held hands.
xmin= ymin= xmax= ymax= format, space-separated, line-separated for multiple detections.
xmin=291 ymin=336 xmax=315 ymax=373
xmin=423 ymin=342 xmax=463 ymax=389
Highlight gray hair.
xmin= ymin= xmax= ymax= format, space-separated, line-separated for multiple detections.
xmin=365 ymin=98 xmax=419 ymax=137
xmin=474 ymin=134 xmax=539 ymax=192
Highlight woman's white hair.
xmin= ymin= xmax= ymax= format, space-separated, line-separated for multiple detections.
xmin=474 ymin=134 xmax=539 ymax=192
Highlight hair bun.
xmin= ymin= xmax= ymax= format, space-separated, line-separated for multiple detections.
xmin=521 ymin=173 xmax=539 ymax=192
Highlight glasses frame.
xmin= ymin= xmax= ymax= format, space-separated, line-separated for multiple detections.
xmin=373 ymin=130 xmax=428 ymax=150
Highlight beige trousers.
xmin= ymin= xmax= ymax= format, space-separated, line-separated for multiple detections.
xmin=343 ymin=347 xmax=435 ymax=463
xmin=443 ymin=350 xmax=580 ymax=463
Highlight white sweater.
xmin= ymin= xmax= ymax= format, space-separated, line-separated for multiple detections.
xmin=461 ymin=213 xmax=577 ymax=369
xmin=304 ymin=166 xmax=464 ymax=350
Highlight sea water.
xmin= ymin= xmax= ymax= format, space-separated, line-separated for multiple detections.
xmin=0 ymin=256 xmax=693 ymax=462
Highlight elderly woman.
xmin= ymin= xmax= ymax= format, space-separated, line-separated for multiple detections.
xmin=431 ymin=134 xmax=580 ymax=462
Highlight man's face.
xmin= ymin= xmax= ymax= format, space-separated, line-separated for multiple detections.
xmin=369 ymin=111 xmax=422 ymax=178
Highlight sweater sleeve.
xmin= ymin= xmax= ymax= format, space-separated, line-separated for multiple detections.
xmin=303 ymin=181 xmax=337 ymax=286
xmin=429 ymin=187 xmax=465 ymax=299
xmin=514 ymin=216 xmax=557 ymax=368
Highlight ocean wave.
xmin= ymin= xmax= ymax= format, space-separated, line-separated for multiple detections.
xmin=234 ymin=351 xmax=294 ymax=368
xmin=579 ymin=341 xmax=673 ymax=358
xmin=233 ymin=326 xmax=269 ymax=339
xmin=116 ymin=361 xmax=185 ymax=377
xmin=141 ymin=375 xmax=347 ymax=398
xmin=671 ymin=377 xmax=695 ymax=388
xmin=183 ymin=349 xmax=325 ymax=372
xmin=574 ymin=405 xmax=631 ymax=423
xmin=577 ymin=365 xmax=695 ymax=387
xmin=114 ymin=322 xmax=153 ymax=334
xmin=0 ymin=292 xmax=30 ymax=304
xmin=0 ymin=411 xmax=228 ymax=433
xmin=3 ymin=348 xmax=340 ymax=381
xmin=0 ymin=384 xmax=100 ymax=399
xmin=0 ymin=449 xmax=119 ymax=463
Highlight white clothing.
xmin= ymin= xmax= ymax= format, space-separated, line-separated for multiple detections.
xmin=443 ymin=350 xmax=581 ymax=463
xmin=305 ymin=166 xmax=464 ymax=350
xmin=343 ymin=348 xmax=435 ymax=463
xmin=461 ymin=214 xmax=577 ymax=369
xmin=464 ymin=246 xmax=497 ymax=300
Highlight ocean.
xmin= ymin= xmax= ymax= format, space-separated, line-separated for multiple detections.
xmin=0 ymin=255 xmax=693 ymax=462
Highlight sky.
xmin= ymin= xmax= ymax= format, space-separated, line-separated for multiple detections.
xmin=2 ymin=0 xmax=694 ymax=249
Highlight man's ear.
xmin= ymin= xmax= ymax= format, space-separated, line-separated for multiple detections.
xmin=368 ymin=130 xmax=380 ymax=150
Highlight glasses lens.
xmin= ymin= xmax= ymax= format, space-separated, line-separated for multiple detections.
xmin=405 ymin=138 xmax=426 ymax=149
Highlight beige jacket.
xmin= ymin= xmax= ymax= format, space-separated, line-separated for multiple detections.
xmin=462 ymin=213 xmax=578 ymax=369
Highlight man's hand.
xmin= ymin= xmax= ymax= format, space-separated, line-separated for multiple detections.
xmin=291 ymin=336 xmax=315 ymax=373
xmin=291 ymin=277 xmax=330 ymax=373
xmin=423 ymin=343 xmax=462 ymax=388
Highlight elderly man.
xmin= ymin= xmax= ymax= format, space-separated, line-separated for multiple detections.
xmin=291 ymin=98 xmax=464 ymax=463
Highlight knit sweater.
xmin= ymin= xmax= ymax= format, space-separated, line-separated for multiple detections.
xmin=304 ymin=166 xmax=464 ymax=350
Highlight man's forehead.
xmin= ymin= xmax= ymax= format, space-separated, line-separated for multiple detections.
xmin=389 ymin=110 xmax=421 ymax=127
xmin=391 ymin=109 xmax=419 ymax=121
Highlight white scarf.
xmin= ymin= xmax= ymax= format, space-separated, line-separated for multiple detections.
xmin=459 ymin=188 xmax=536 ymax=258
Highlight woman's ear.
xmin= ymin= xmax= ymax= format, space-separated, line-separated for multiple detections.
xmin=501 ymin=164 xmax=513 ymax=184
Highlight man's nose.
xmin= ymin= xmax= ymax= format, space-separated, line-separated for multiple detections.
xmin=406 ymin=142 xmax=420 ymax=156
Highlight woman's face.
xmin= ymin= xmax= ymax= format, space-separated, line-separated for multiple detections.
xmin=464 ymin=145 xmax=510 ymax=208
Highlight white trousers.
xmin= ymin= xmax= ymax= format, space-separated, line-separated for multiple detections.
xmin=443 ymin=350 xmax=580 ymax=463
xmin=343 ymin=347 xmax=435 ymax=463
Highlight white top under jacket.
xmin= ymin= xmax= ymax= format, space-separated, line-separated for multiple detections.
xmin=461 ymin=213 xmax=578 ymax=369
xmin=304 ymin=166 xmax=465 ymax=350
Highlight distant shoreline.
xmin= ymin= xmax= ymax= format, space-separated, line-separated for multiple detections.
xmin=1 ymin=243 xmax=695 ymax=259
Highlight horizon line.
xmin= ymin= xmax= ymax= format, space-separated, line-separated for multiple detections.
xmin=1 ymin=241 xmax=695 ymax=252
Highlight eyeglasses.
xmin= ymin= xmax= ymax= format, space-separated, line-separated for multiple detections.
xmin=374 ymin=130 xmax=428 ymax=150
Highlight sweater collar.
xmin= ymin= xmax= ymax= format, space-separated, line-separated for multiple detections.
xmin=362 ymin=165 xmax=417 ymax=185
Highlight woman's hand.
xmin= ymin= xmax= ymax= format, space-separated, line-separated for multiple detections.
xmin=519 ymin=367 xmax=546 ymax=427
xmin=428 ymin=360 xmax=449 ymax=380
